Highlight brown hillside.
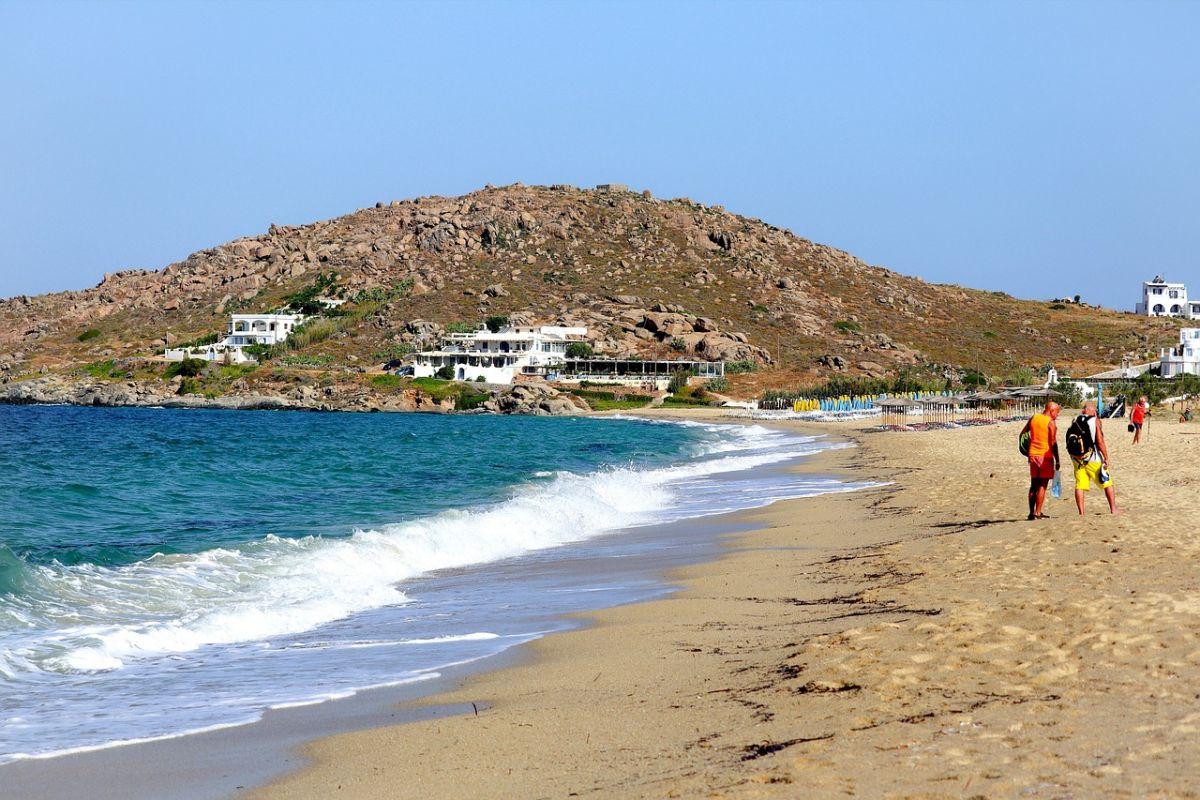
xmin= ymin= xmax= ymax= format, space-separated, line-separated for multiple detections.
xmin=0 ymin=183 xmax=1181 ymax=394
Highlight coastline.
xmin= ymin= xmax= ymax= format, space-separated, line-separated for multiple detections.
xmin=253 ymin=408 xmax=1200 ymax=798
xmin=247 ymin=410 xmax=881 ymax=798
xmin=0 ymin=409 xmax=857 ymax=799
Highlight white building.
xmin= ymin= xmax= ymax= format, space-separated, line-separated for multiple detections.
xmin=165 ymin=312 xmax=304 ymax=364
xmin=1159 ymin=328 xmax=1200 ymax=378
xmin=411 ymin=325 xmax=588 ymax=384
xmin=1136 ymin=276 xmax=1200 ymax=318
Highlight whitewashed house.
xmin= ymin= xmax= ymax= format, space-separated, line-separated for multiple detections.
xmin=1159 ymin=328 xmax=1200 ymax=378
xmin=165 ymin=312 xmax=304 ymax=364
xmin=411 ymin=325 xmax=588 ymax=384
xmin=1136 ymin=276 xmax=1200 ymax=318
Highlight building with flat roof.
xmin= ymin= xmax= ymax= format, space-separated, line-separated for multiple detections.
xmin=1159 ymin=328 xmax=1200 ymax=378
xmin=411 ymin=324 xmax=588 ymax=384
xmin=1136 ymin=276 xmax=1200 ymax=318
xmin=165 ymin=312 xmax=304 ymax=364
xmin=409 ymin=324 xmax=727 ymax=388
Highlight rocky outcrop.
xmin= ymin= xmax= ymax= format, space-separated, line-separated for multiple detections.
xmin=481 ymin=383 xmax=584 ymax=416
xmin=0 ymin=374 xmax=579 ymax=416
xmin=0 ymin=183 xmax=1177 ymax=385
xmin=1 ymin=375 xmax=304 ymax=411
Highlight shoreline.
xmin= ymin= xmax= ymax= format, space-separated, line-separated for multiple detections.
xmin=0 ymin=410 xmax=857 ymax=799
xmin=253 ymin=409 xmax=1200 ymax=798
xmin=248 ymin=410 xmax=883 ymax=798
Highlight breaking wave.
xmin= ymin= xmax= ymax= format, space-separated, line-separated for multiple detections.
xmin=0 ymin=422 xmax=828 ymax=680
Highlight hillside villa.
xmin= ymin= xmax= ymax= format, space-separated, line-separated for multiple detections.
xmin=165 ymin=312 xmax=304 ymax=364
xmin=1158 ymin=328 xmax=1200 ymax=378
xmin=1136 ymin=276 xmax=1200 ymax=318
xmin=410 ymin=324 xmax=724 ymax=388
xmin=411 ymin=324 xmax=587 ymax=384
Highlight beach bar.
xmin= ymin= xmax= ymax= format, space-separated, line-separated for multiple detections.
xmin=550 ymin=358 xmax=723 ymax=390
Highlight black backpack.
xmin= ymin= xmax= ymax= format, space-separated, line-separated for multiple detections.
xmin=1065 ymin=415 xmax=1095 ymax=460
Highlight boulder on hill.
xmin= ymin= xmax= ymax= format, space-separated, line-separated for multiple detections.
xmin=482 ymin=384 xmax=581 ymax=416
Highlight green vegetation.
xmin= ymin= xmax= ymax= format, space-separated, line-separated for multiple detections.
xmin=725 ymin=360 xmax=758 ymax=375
xmin=286 ymin=318 xmax=343 ymax=350
xmin=353 ymin=279 xmax=413 ymax=305
xmin=705 ymin=376 xmax=729 ymax=393
xmin=833 ymin=319 xmax=861 ymax=333
xmin=1052 ymin=378 xmax=1083 ymax=408
xmin=1003 ymin=366 xmax=1037 ymax=387
xmin=666 ymin=369 xmax=695 ymax=395
xmin=484 ymin=315 xmax=509 ymax=333
xmin=1109 ymin=373 xmax=1200 ymax=406
xmin=369 ymin=373 xmax=403 ymax=390
xmin=661 ymin=393 xmax=716 ymax=408
xmin=982 ymin=331 xmax=998 ymax=339
xmin=411 ymin=377 xmax=456 ymax=399
xmin=217 ymin=363 xmax=256 ymax=380
xmin=374 ymin=344 xmax=415 ymax=362
xmin=165 ymin=358 xmax=206 ymax=379
xmin=445 ymin=322 xmax=476 ymax=334
xmin=174 ymin=332 xmax=220 ymax=349
xmin=433 ymin=365 xmax=455 ymax=380
xmin=456 ymin=389 xmax=490 ymax=410
xmin=82 ymin=360 xmax=128 ymax=379
xmin=961 ymin=369 xmax=988 ymax=388
xmin=77 ymin=329 xmax=101 ymax=342
xmin=279 ymin=353 xmax=334 ymax=368
xmin=245 ymin=317 xmax=346 ymax=362
xmin=176 ymin=377 xmax=201 ymax=395
xmin=284 ymin=272 xmax=340 ymax=315
xmin=750 ymin=303 xmax=769 ymax=313
xmin=566 ymin=341 xmax=594 ymax=359
xmin=410 ymin=377 xmax=489 ymax=409
xmin=566 ymin=387 xmax=653 ymax=411
xmin=661 ymin=371 xmax=717 ymax=408
xmin=1049 ymin=303 xmax=1068 ymax=310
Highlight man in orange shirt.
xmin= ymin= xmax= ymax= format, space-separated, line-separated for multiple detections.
xmin=1020 ymin=401 xmax=1061 ymax=520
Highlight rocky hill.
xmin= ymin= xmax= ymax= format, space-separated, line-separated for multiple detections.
xmin=0 ymin=183 xmax=1182 ymax=402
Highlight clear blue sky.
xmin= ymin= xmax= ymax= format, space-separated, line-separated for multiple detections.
xmin=1 ymin=0 xmax=1197 ymax=309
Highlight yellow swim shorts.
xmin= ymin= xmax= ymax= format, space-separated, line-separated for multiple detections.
xmin=1073 ymin=459 xmax=1113 ymax=491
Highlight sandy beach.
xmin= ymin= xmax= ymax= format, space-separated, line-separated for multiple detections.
xmin=251 ymin=409 xmax=1200 ymax=799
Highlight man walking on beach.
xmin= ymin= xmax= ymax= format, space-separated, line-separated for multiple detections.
xmin=1069 ymin=401 xmax=1121 ymax=515
xmin=1131 ymin=395 xmax=1149 ymax=444
xmin=1021 ymin=401 xmax=1060 ymax=520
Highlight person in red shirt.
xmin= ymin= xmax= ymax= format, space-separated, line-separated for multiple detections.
xmin=1130 ymin=395 xmax=1149 ymax=444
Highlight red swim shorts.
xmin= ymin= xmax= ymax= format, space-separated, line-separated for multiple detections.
xmin=1028 ymin=454 xmax=1055 ymax=480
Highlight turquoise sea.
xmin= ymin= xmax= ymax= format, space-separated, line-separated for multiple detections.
xmin=0 ymin=405 xmax=857 ymax=762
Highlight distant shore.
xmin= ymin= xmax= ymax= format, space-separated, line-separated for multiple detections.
xmin=252 ymin=408 xmax=1200 ymax=799
xmin=0 ymin=372 xmax=581 ymax=415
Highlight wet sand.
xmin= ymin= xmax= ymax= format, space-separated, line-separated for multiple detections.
xmin=253 ymin=410 xmax=1200 ymax=799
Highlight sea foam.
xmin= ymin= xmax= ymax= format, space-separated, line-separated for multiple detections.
xmin=0 ymin=421 xmax=824 ymax=679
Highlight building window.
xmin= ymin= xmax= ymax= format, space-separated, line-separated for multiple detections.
xmin=1153 ymin=304 xmax=1165 ymax=313
xmin=1172 ymin=305 xmax=1183 ymax=314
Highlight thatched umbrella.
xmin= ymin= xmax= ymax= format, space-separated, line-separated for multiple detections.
xmin=1016 ymin=387 xmax=1062 ymax=398
xmin=917 ymin=395 xmax=964 ymax=424
xmin=878 ymin=397 xmax=917 ymax=427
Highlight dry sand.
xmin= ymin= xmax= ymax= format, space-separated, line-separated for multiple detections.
xmin=252 ymin=410 xmax=1200 ymax=799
